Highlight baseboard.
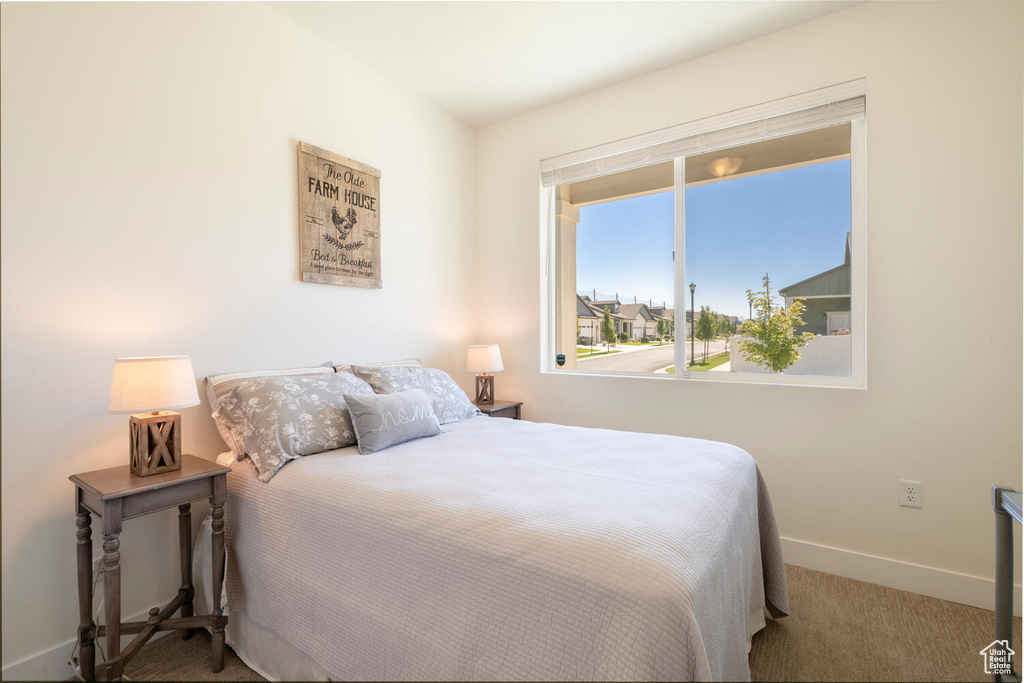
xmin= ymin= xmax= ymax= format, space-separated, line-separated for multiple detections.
xmin=1 ymin=604 xmax=176 ymax=681
xmin=782 ymin=536 xmax=1023 ymax=617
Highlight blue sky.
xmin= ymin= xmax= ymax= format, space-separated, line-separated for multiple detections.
xmin=576 ymin=159 xmax=851 ymax=317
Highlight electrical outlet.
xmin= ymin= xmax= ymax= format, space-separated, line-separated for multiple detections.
xmin=900 ymin=479 xmax=922 ymax=508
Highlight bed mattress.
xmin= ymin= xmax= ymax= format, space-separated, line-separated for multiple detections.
xmin=200 ymin=415 xmax=788 ymax=681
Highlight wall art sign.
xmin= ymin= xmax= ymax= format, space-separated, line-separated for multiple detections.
xmin=298 ymin=142 xmax=381 ymax=288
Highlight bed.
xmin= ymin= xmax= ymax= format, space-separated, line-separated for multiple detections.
xmin=195 ymin=414 xmax=788 ymax=681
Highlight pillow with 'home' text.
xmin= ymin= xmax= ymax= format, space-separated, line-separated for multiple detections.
xmin=344 ymin=389 xmax=442 ymax=454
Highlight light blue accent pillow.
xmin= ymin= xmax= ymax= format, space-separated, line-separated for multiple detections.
xmin=345 ymin=389 xmax=443 ymax=454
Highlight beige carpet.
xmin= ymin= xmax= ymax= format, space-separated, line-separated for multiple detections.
xmin=750 ymin=565 xmax=1022 ymax=682
xmin=91 ymin=565 xmax=1021 ymax=682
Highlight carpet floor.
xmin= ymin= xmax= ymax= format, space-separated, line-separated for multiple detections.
xmin=749 ymin=565 xmax=1022 ymax=682
xmin=90 ymin=565 xmax=1021 ymax=682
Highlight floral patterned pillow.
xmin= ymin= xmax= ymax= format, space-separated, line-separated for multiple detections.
xmin=350 ymin=366 xmax=481 ymax=425
xmin=213 ymin=372 xmax=375 ymax=482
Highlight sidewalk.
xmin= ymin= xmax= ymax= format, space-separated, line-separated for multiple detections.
xmin=578 ymin=342 xmax=674 ymax=357
xmin=654 ymin=361 xmax=732 ymax=374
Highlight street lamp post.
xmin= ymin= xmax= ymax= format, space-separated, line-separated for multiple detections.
xmin=688 ymin=282 xmax=696 ymax=367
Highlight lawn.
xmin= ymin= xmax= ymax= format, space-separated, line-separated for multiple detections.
xmin=665 ymin=351 xmax=730 ymax=373
xmin=576 ymin=346 xmax=622 ymax=358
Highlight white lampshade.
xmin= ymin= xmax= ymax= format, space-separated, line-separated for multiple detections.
xmin=109 ymin=355 xmax=201 ymax=413
xmin=467 ymin=345 xmax=503 ymax=373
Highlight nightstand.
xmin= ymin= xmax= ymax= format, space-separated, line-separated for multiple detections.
xmin=472 ymin=399 xmax=523 ymax=420
xmin=69 ymin=454 xmax=230 ymax=681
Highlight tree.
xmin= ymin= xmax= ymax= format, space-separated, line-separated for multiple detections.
xmin=696 ymin=306 xmax=716 ymax=362
xmin=716 ymin=316 xmax=726 ymax=338
xmin=600 ymin=306 xmax=616 ymax=349
xmin=738 ymin=273 xmax=814 ymax=373
xmin=576 ymin=314 xmax=583 ymax=346
xmin=656 ymin=315 xmax=665 ymax=342
xmin=721 ymin=316 xmax=737 ymax=350
xmin=717 ymin=315 xmax=734 ymax=342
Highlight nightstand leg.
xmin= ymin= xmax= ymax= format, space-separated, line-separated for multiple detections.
xmin=178 ymin=503 xmax=194 ymax=640
xmin=76 ymin=508 xmax=96 ymax=681
xmin=210 ymin=478 xmax=226 ymax=673
xmin=103 ymin=531 xmax=123 ymax=681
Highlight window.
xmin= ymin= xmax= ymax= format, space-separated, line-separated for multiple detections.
xmin=543 ymin=82 xmax=865 ymax=387
xmin=570 ymin=168 xmax=674 ymax=374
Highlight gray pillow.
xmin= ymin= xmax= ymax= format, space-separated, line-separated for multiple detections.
xmin=206 ymin=364 xmax=336 ymax=458
xmin=349 ymin=365 xmax=480 ymax=424
xmin=214 ymin=372 xmax=375 ymax=482
xmin=345 ymin=389 xmax=442 ymax=454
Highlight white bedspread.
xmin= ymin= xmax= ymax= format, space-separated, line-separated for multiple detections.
xmin=223 ymin=416 xmax=788 ymax=681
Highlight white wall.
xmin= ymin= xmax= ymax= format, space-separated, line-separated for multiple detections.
xmin=477 ymin=0 xmax=1022 ymax=601
xmin=0 ymin=2 xmax=476 ymax=673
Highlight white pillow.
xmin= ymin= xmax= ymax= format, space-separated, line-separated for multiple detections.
xmin=206 ymin=363 xmax=335 ymax=457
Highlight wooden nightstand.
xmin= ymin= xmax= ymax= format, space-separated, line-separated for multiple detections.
xmin=472 ymin=399 xmax=523 ymax=420
xmin=69 ymin=454 xmax=230 ymax=681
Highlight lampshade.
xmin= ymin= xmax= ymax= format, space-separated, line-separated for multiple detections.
xmin=109 ymin=355 xmax=201 ymax=413
xmin=467 ymin=345 xmax=503 ymax=373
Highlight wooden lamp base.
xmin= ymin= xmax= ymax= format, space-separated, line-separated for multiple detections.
xmin=130 ymin=411 xmax=182 ymax=477
xmin=475 ymin=374 xmax=495 ymax=404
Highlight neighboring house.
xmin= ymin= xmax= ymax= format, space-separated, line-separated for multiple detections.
xmin=577 ymin=295 xmax=685 ymax=340
xmin=779 ymin=232 xmax=851 ymax=336
xmin=576 ymin=294 xmax=600 ymax=344
xmin=587 ymin=299 xmax=632 ymax=339
xmin=618 ymin=303 xmax=658 ymax=340
xmin=676 ymin=310 xmax=696 ymax=339
xmin=647 ymin=303 xmax=679 ymax=337
xmin=579 ymin=297 xmax=661 ymax=341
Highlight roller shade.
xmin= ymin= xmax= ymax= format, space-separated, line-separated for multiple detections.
xmin=541 ymin=80 xmax=865 ymax=188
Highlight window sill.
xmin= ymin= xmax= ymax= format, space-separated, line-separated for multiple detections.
xmin=541 ymin=367 xmax=866 ymax=389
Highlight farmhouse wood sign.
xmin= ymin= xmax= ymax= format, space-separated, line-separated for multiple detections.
xmin=298 ymin=142 xmax=381 ymax=288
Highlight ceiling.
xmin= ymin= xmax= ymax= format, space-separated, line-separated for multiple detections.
xmin=270 ymin=1 xmax=861 ymax=128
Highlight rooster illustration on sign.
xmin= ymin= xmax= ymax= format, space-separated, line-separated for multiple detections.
xmin=331 ymin=206 xmax=357 ymax=240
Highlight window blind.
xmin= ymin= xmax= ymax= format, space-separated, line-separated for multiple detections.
xmin=541 ymin=80 xmax=865 ymax=188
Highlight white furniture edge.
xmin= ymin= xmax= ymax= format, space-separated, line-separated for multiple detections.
xmin=781 ymin=537 xmax=1023 ymax=617
xmin=1 ymin=602 xmax=175 ymax=681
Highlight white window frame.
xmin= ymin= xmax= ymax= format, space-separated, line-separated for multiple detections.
xmin=541 ymin=82 xmax=867 ymax=389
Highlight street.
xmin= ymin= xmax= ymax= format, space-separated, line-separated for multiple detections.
xmin=577 ymin=339 xmax=728 ymax=372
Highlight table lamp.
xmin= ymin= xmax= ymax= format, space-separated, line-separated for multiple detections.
xmin=109 ymin=355 xmax=201 ymax=477
xmin=467 ymin=344 xmax=503 ymax=404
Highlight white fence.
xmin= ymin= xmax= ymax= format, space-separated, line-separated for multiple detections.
xmin=729 ymin=334 xmax=851 ymax=376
